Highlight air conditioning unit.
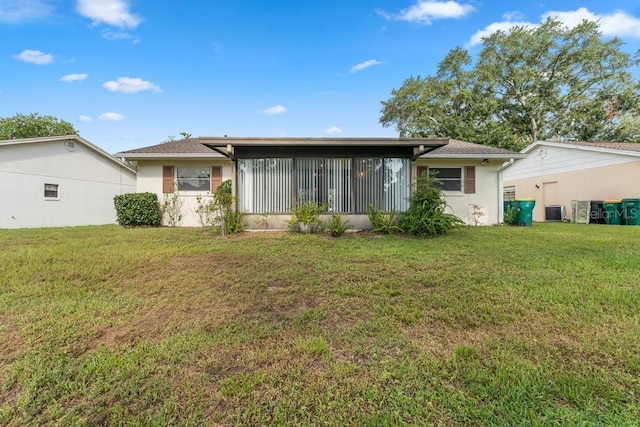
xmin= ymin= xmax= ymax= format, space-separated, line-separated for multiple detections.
xmin=571 ymin=200 xmax=590 ymax=224
xmin=545 ymin=205 xmax=566 ymax=222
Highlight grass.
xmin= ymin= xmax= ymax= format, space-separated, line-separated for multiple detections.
xmin=0 ymin=223 xmax=639 ymax=425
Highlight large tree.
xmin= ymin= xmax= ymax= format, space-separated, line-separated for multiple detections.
xmin=0 ymin=113 xmax=77 ymax=140
xmin=380 ymin=18 xmax=640 ymax=150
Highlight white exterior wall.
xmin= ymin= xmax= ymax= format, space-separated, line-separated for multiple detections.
xmin=503 ymin=144 xmax=639 ymax=181
xmin=0 ymin=139 xmax=136 ymax=229
xmin=504 ymin=144 xmax=640 ymax=222
xmin=136 ymin=160 xmax=233 ymax=227
xmin=417 ymin=159 xmax=503 ymax=225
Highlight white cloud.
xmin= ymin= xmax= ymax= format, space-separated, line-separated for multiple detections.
xmin=13 ymin=49 xmax=54 ymax=65
xmin=76 ymin=0 xmax=141 ymax=29
xmin=379 ymin=1 xmax=475 ymax=25
xmin=102 ymin=29 xmax=133 ymax=40
xmin=103 ymin=77 xmax=161 ymax=93
xmin=502 ymin=11 xmax=525 ymax=21
xmin=468 ymin=21 xmax=534 ymax=46
xmin=78 ymin=115 xmax=92 ymax=122
xmin=100 ymin=112 xmax=124 ymax=121
xmin=260 ymin=105 xmax=287 ymax=115
xmin=468 ymin=7 xmax=640 ymax=46
xmin=323 ymin=126 xmax=343 ymax=135
xmin=543 ymin=8 xmax=640 ymax=38
xmin=60 ymin=73 xmax=88 ymax=82
xmin=0 ymin=0 xmax=54 ymax=23
xmin=350 ymin=59 xmax=383 ymax=73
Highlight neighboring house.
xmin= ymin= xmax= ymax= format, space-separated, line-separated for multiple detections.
xmin=0 ymin=135 xmax=136 ymax=229
xmin=503 ymin=141 xmax=640 ymax=222
xmin=117 ymin=137 xmax=524 ymax=228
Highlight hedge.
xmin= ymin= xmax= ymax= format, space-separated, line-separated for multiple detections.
xmin=113 ymin=192 xmax=161 ymax=227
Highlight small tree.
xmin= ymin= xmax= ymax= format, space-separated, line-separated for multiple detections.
xmin=161 ymin=184 xmax=183 ymax=227
xmin=210 ymin=180 xmax=244 ymax=235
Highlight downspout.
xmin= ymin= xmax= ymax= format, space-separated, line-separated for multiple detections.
xmin=497 ymin=158 xmax=515 ymax=224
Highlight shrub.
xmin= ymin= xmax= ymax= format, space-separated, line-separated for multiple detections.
xmin=113 ymin=193 xmax=161 ymax=227
xmin=367 ymin=205 xmax=402 ymax=234
xmin=327 ymin=214 xmax=352 ymax=237
xmin=399 ymin=173 xmax=464 ymax=236
xmin=161 ymin=184 xmax=183 ymax=227
xmin=211 ymin=180 xmax=244 ymax=235
xmin=288 ymin=202 xmax=325 ymax=233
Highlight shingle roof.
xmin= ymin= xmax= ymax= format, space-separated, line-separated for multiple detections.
xmin=554 ymin=141 xmax=640 ymax=153
xmin=118 ymin=139 xmax=220 ymax=154
xmin=424 ymin=139 xmax=520 ymax=156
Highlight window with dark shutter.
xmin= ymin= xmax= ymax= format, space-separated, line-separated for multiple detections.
xmin=162 ymin=166 xmax=175 ymax=193
xmin=464 ymin=166 xmax=476 ymax=194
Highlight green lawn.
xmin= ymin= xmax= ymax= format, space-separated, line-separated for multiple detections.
xmin=1 ymin=224 xmax=639 ymax=426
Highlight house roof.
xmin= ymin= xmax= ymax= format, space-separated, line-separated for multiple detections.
xmin=116 ymin=138 xmax=227 ymax=159
xmin=0 ymin=135 xmax=137 ymax=173
xmin=420 ymin=139 xmax=525 ymax=159
xmin=521 ymin=140 xmax=640 ymax=157
xmin=118 ymin=136 xmax=523 ymax=160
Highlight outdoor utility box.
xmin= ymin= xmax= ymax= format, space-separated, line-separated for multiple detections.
xmin=517 ymin=199 xmax=536 ymax=226
xmin=589 ymin=200 xmax=606 ymax=224
xmin=622 ymin=198 xmax=640 ymax=226
xmin=545 ymin=205 xmax=565 ymax=222
xmin=603 ymin=200 xmax=625 ymax=225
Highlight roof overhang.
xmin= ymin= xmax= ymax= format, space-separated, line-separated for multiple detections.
xmin=199 ymin=137 xmax=449 ymax=160
xmin=521 ymin=140 xmax=640 ymax=158
xmin=421 ymin=153 xmax=527 ymax=160
xmin=116 ymin=152 xmax=226 ymax=160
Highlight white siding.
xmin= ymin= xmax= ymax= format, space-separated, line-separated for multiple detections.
xmin=504 ymin=144 xmax=638 ymax=181
xmin=0 ymin=140 xmax=136 ymax=229
xmin=416 ymin=159 xmax=502 ymax=225
xmin=136 ymin=160 xmax=233 ymax=227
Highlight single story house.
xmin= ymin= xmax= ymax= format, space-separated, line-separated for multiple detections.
xmin=0 ymin=135 xmax=137 ymax=229
xmin=117 ymin=137 xmax=524 ymax=228
xmin=503 ymin=141 xmax=640 ymax=222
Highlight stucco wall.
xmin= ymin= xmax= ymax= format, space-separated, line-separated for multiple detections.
xmin=416 ymin=159 xmax=503 ymax=225
xmin=136 ymin=160 xmax=233 ymax=227
xmin=0 ymin=139 xmax=136 ymax=228
xmin=504 ymin=161 xmax=640 ymax=222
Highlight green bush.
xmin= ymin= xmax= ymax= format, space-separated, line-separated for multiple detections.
xmin=288 ymin=202 xmax=325 ymax=233
xmin=327 ymin=213 xmax=352 ymax=237
xmin=367 ymin=205 xmax=402 ymax=234
xmin=113 ymin=193 xmax=161 ymax=227
xmin=399 ymin=173 xmax=464 ymax=236
xmin=211 ymin=180 xmax=244 ymax=235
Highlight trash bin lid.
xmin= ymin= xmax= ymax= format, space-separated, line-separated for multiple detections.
xmin=517 ymin=198 xmax=535 ymax=201
xmin=603 ymin=199 xmax=622 ymax=203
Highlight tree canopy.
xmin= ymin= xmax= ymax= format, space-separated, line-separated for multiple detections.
xmin=0 ymin=113 xmax=77 ymax=140
xmin=380 ymin=18 xmax=640 ymax=150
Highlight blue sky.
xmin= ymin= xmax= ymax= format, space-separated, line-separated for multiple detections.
xmin=1 ymin=0 xmax=640 ymax=154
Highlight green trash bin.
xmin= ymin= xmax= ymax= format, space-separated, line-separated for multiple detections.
xmin=603 ymin=200 xmax=624 ymax=225
xmin=622 ymin=198 xmax=640 ymax=226
xmin=504 ymin=200 xmax=520 ymax=225
xmin=517 ymin=198 xmax=536 ymax=226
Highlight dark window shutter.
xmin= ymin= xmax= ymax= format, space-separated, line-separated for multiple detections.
xmin=464 ymin=166 xmax=476 ymax=194
xmin=417 ymin=165 xmax=428 ymax=179
xmin=211 ymin=166 xmax=222 ymax=192
xmin=162 ymin=166 xmax=174 ymax=193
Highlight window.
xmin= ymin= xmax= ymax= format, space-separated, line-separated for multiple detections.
xmin=355 ymin=158 xmax=409 ymax=212
xmin=503 ymin=186 xmax=516 ymax=201
xmin=430 ymin=168 xmax=462 ymax=191
xmin=237 ymin=157 xmax=408 ymax=214
xmin=238 ymin=158 xmax=293 ymax=213
xmin=44 ymin=183 xmax=59 ymax=199
xmin=176 ymin=167 xmax=210 ymax=191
